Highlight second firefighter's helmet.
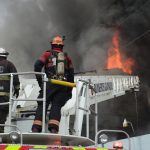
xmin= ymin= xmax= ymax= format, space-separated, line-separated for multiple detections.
xmin=0 ymin=48 xmax=9 ymax=57
xmin=51 ymin=35 xmax=64 ymax=45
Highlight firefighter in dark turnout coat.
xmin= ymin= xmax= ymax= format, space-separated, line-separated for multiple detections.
xmin=0 ymin=48 xmax=20 ymax=132
xmin=32 ymin=36 xmax=74 ymax=133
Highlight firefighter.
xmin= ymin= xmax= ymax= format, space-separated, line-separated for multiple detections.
xmin=0 ymin=48 xmax=20 ymax=132
xmin=32 ymin=35 xmax=74 ymax=133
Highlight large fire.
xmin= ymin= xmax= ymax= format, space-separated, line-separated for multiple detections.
xmin=106 ymin=31 xmax=134 ymax=74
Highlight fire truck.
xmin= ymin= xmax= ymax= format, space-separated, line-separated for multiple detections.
xmin=0 ymin=72 xmax=139 ymax=150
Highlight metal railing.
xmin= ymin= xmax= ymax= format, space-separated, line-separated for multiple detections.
xmin=0 ymin=72 xmax=46 ymax=133
xmin=95 ymin=129 xmax=131 ymax=150
xmin=0 ymin=72 xmax=76 ymax=134
xmin=0 ymin=124 xmax=23 ymax=145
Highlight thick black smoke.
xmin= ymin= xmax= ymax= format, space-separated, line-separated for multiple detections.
xmin=0 ymin=0 xmax=150 ymax=84
xmin=119 ymin=0 xmax=150 ymax=85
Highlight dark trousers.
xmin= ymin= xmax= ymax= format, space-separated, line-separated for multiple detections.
xmin=0 ymin=96 xmax=9 ymax=133
xmin=35 ymin=83 xmax=68 ymax=123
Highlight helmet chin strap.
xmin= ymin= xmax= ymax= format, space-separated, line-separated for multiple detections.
xmin=51 ymin=44 xmax=64 ymax=50
xmin=0 ymin=56 xmax=7 ymax=59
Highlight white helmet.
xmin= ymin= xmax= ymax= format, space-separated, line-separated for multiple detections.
xmin=0 ymin=48 xmax=9 ymax=57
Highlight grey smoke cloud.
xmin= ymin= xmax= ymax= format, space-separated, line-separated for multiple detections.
xmin=0 ymin=0 xmax=150 ymax=84
xmin=0 ymin=0 xmax=120 ymax=71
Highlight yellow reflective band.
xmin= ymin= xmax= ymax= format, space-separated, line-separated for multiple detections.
xmin=48 ymin=119 xmax=59 ymax=126
xmin=5 ymin=145 xmax=21 ymax=150
xmin=97 ymin=148 xmax=108 ymax=150
xmin=33 ymin=120 xmax=42 ymax=126
xmin=33 ymin=145 xmax=48 ymax=148
xmin=0 ymin=92 xmax=9 ymax=96
xmin=50 ymin=79 xmax=76 ymax=87
xmin=73 ymin=148 xmax=85 ymax=150
xmin=0 ymin=76 xmax=10 ymax=80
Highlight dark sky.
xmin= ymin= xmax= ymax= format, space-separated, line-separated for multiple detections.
xmin=0 ymin=0 xmax=150 ymax=84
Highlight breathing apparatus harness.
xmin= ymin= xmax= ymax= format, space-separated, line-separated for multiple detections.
xmin=47 ymin=49 xmax=65 ymax=80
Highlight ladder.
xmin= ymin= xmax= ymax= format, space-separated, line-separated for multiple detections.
xmin=60 ymin=75 xmax=139 ymax=137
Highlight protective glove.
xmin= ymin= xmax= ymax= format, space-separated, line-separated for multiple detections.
xmin=37 ymin=79 xmax=43 ymax=94
xmin=39 ymin=81 xmax=43 ymax=92
xmin=67 ymin=87 xmax=73 ymax=100
xmin=36 ymin=75 xmax=43 ymax=90
xmin=13 ymin=88 xmax=20 ymax=98
xmin=37 ymin=79 xmax=42 ymax=89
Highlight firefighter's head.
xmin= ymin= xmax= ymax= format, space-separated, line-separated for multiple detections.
xmin=0 ymin=48 xmax=9 ymax=58
xmin=51 ymin=35 xmax=64 ymax=49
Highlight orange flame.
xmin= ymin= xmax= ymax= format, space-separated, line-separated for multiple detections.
xmin=106 ymin=31 xmax=134 ymax=74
